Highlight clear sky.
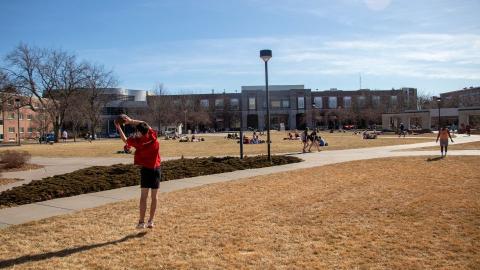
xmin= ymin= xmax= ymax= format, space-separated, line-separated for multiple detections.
xmin=1 ymin=0 xmax=479 ymax=95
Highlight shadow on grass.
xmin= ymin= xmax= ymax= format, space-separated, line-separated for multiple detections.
xmin=427 ymin=156 xmax=444 ymax=162
xmin=0 ymin=232 xmax=147 ymax=268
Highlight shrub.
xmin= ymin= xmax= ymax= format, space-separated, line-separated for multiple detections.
xmin=0 ymin=155 xmax=302 ymax=207
xmin=0 ymin=150 xmax=31 ymax=169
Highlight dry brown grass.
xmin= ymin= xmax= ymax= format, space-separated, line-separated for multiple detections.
xmin=418 ymin=141 xmax=480 ymax=151
xmin=0 ymin=163 xmax=43 ymax=172
xmin=0 ymin=178 xmax=21 ymax=186
xmin=0 ymin=131 xmax=433 ymax=158
xmin=1 ymin=156 xmax=478 ymax=269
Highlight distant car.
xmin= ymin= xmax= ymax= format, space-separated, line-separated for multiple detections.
xmin=108 ymin=133 xmax=120 ymax=138
xmin=39 ymin=133 xmax=55 ymax=143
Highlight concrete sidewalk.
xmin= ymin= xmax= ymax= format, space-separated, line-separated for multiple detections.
xmin=1 ymin=134 xmax=479 ymax=229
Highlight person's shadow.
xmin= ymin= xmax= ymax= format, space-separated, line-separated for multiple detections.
xmin=427 ymin=156 xmax=443 ymax=162
xmin=0 ymin=232 xmax=147 ymax=268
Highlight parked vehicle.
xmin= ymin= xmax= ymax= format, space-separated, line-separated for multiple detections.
xmin=39 ymin=133 xmax=55 ymax=143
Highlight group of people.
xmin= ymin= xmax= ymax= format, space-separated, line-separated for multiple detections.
xmin=301 ymin=128 xmax=327 ymax=153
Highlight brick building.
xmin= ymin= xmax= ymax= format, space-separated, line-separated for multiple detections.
xmin=1 ymin=97 xmax=48 ymax=143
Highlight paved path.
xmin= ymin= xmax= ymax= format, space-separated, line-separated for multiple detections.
xmin=1 ymin=135 xmax=479 ymax=229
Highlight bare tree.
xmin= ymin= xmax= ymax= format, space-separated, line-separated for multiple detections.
xmin=81 ymin=63 xmax=117 ymax=138
xmin=146 ymin=83 xmax=172 ymax=132
xmin=4 ymin=44 xmax=84 ymax=142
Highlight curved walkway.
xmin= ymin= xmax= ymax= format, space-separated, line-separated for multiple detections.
xmin=1 ymin=135 xmax=479 ymax=229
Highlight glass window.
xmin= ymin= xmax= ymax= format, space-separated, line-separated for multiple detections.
xmin=28 ymin=127 xmax=34 ymax=133
xmin=390 ymin=96 xmax=398 ymax=105
xmin=230 ymin=98 xmax=239 ymax=110
xmin=328 ymin=96 xmax=337 ymax=109
xmin=372 ymin=96 xmax=380 ymax=107
xmin=215 ymin=98 xmax=224 ymax=109
xmin=27 ymin=114 xmax=33 ymax=120
xmin=8 ymin=127 xmax=15 ymax=133
xmin=8 ymin=113 xmax=15 ymax=119
xmin=248 ymin=97 xmax=256 ymax=110
xmin=19 ymin=113 xmax=24 ymax=120
xmin=20 ymin=127 xmax=24 ymax=133
xmin=314 ymin=97 xmax=323 ymax=109
xmin=7 ymin=99 xmax=13 ymax=105
xmin=297 ymin=97 xmax=305 ymax=109
xmin=200 ymin=99 xmax=209 ymax=108
xmin=357 ymin=96 xmax=366 ymax=108
xmin=343 ymin=96 xmax=352 ymax=108
xmin=282 ymin=100 xmax=290 ymax=108
xmin=271 ymin=100 xmax=281 ymax=108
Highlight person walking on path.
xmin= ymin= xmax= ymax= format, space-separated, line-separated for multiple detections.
xmin=115 ymin=114 xmax=161 ymax=229
xmin=301 ymin=127 xmax=310 ymax=153
xmin=398 ymin=123 xmax=406 ymax=138
xmin=62 ymin=130 xmax=68 ymax=143
xmin=436 ymin=126 xmax=454 ymax=157
xmin=308 ymin=128 xmax=321 ymax=152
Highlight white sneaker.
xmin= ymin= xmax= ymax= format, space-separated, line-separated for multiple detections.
xmin=136 ymin=222 xmax=146 ymax=229
xmin=146 ymin=221 xmax=154 ymax=228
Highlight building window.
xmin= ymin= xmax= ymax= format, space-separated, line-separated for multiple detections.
xmin=7 ymin=99 xmax=13 ymax=106
xmin=343 ymin=96 xmax=352 ymax=108
xmin=27 ymin=114 xmax=33 ymax=120
xmin=372 ymin=96 xmax=380 ymax=108
xmin=230 ymin=98 xmax=239 ymax=110
xmin=20 ymin=127 xmax=24 ymax=133
xmin=314 ymin=97 xmax=323 ymax=109
xmin=200 ymin=99 xmax=209 ymax=108
xmin=271 ymin=100 xmax=281 ymax=108
xmin=248 ymin=97 xmax=256 ymax=110
xmin=297 ymin=97 xmax=305 ymax=109
xmin=19 ymin=113 xmax=24 ymax=120
xmin=215 ymin=98 xmax=224 ymax=109
xmin=282 ymin=100 xmax=290 ymax=108
xmin=28 ymin=127 xmax=34 ymax=133
xmin=357 ymin=96 xmax=366 ymax=108
xmin=328 ymin=97 xmax=337 ymax=109
xmin=8 ymin=113 xmax=15 ymax=119
xmin=390 ymin=96 xmax=398 ymax=106
xmin=8 ymin=127 xmax=15 ymax=133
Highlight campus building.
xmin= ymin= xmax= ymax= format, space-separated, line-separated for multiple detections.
xmin=382 ymin=87 xmax=480 ymax=131
xmin=147 ymin=85 xmax=418 ymax=132
xmin=0 ymin=97 xmax=47 ymax=143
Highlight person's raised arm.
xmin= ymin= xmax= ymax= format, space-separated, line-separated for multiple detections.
xmin=123 ymin=116 xmax=152 ymax=130
xmin=115 ymin=122 xmax=128 ymax=144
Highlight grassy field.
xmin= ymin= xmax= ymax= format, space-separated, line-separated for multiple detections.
xmin=418 ymin=140 xmax=480 ymax=151
xmin=0 ymin=131 xmax=435 ymax=158
xmin=0 ymin=156 xmax=478 ymax=269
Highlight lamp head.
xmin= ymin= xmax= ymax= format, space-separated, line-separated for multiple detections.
xmin=260 ymin=49 xmax=272 ymax=62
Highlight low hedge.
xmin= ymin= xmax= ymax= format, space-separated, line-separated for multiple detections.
xmin=0 ymin=155 xmax=301 ymax=207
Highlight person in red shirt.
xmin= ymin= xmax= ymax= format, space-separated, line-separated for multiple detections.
xmin=115 ymin=115 xmax=161 ymax=229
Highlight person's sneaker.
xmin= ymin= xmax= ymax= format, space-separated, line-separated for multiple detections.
xmin=146 ymin=221 xmax=154 ymax=229
xmin=136 ymin=222 xmax=146 ymax=229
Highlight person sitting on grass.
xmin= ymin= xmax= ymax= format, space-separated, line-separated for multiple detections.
xmin=115 ymin=115 xmax=161 ymax=229
xmin=436 ymin=126 xmax=454 ymax=157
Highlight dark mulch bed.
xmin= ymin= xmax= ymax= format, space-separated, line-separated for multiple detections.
xmin=0 ymin=155 xmax=301 ymax=208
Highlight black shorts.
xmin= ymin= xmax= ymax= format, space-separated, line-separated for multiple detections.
xmin=140 ymin=167 xmax=161 ymax=189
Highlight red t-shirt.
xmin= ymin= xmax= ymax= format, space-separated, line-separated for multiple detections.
xmin=127 ymin=128 xmax=161 ymax=169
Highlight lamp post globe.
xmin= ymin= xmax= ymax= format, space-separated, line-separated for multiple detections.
xmin=260 ymin=49 xmax=272 ymax=161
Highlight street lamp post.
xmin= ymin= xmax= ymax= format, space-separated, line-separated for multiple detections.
xmin=183 ymin=109 xmax=187 ymax=134
xmin=260 ymin=49 xmax=272 ymax=162
xmin=435 ymin=96 xmax=442 ymax=130
xmin=15 ymin=98 xmax=21 ymax=146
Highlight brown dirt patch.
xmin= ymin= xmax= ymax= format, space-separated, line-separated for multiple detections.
xmin=0 ymin=156 xmax=478 ymax=269
xmin=0 ymin=163 xmax=44 ymax=172
xmin=0 ymin=178 xmax=21 ymax=186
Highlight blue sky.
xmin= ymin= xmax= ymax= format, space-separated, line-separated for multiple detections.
xmin=1 ymin=0 xmax=479 ymax=95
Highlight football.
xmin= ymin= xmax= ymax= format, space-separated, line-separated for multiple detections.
xmin=114 ymin=114 xmax=128 ymax=125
